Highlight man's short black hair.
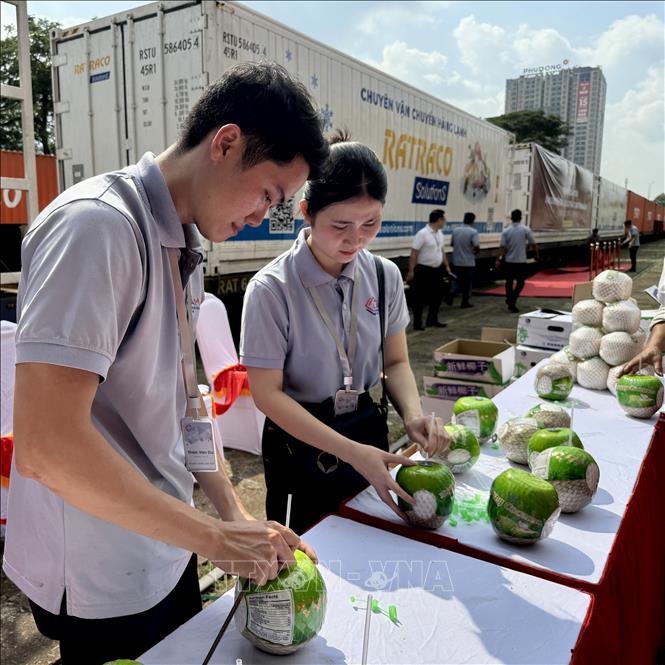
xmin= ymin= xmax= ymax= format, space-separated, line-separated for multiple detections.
xmin=511 ymin=209 xmax=522 ymax=222
xmin=429 ymin=209 xmax=445 ymax=224
xmin=177 ymin=62 xmax=329 ymax=178
xmin=463 ymin=212 xmax=476 ymax=224
xmin=624 ymin=219 xmax=632 ymax=226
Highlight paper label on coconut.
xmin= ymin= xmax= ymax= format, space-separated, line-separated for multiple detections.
xmin=246 ymin=590 xmax=294 ymax=646
xmin=453 ymin=409 xmax=480 ymax=437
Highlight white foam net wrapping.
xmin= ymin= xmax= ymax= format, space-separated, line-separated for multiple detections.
xmin=549 ymin=347 xmax=579 ymax=381
xmin=572 ymin=299 xmax=605 ymax=328
xmin=602 ymin=300 xmax=641 ymax=334
xmin=569 ymin=326 xmax=603 ymax=359
xmin=592 ymin=270 xmax=633 ymax=303
xmin=576 ymin=356 xmax=611 ymax=390
xmin=599 ymin=331 xmax=645 ymax=367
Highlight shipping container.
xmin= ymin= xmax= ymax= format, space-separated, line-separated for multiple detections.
xmin=51 ymin=0 xmax=512 ymax=277
xmin=626 ymin=191 xmax=645 ymax=233
xmin=643 ymin=201 xmax=656 ymax=235
xmin=595 ymin=176 xmax=627 ymax=237
xmin=0 ymin=151 xmax=59 ymax=224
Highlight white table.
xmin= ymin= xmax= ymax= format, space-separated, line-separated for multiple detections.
xmin=140 ymin=516 xmax=590 ymax=665
xmin=344 ymin=363 xmax=663 ymax=586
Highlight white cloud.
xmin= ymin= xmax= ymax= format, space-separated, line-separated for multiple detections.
xmin=600 ymin=65 xmax=664 ymax=195
xmin=367 ymin=40 xmax=450 ymax=84
xmin=453 ymin=15 xmax=507 ymax=73
xmin=356 ymin=2 xmax=440 ymax=35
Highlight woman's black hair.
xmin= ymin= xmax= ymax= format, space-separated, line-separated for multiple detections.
xmin=303 ymin=128 xmax=387 ymax=217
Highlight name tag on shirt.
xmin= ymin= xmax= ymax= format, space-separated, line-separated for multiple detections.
xmin=334 ymin=389 xmax=359 ymax=416
xmin=181 ymin=416 xmax=218 ymax=472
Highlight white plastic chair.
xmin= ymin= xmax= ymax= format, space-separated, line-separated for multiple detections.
xmin=196 ymin=293 xmax=264 ymax=455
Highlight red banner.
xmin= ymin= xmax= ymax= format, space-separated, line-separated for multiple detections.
xmin=576 ymin=73 xmax=591 ymax=122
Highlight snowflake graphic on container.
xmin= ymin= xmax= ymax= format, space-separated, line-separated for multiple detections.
xmin=320 ymin=103 xmax=333 ymax=131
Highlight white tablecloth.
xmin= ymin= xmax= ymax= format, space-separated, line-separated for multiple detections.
xmin=345 ymin=362 xmax=663 ymax=586
xmin=140 ymin=516 xmax=590 ymax=665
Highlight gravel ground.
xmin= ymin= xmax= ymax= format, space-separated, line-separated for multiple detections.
xmin=2 ymin=239 xmax=663 ymax=664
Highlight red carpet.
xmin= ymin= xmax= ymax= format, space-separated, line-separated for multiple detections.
xmin=477 ymin=263 xmax=632 ymax=298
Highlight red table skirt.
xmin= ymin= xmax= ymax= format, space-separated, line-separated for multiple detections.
xmin=340 ymin=414 xmax=665 ymax=664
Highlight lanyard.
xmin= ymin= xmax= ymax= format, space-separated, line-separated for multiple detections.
xmin=308 ymin=266 xmax=360 ymax=391
xmin=167 ymin=247 xmax=204 ymax=418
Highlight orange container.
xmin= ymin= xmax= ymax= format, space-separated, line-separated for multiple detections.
xmin=625 ymin=191 xmax=645 ymax=232
xmin=0 ymin=151 xmax=59 ymax=224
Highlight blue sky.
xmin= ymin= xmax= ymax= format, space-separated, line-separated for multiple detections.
xmin=2 ymin=1 xmax=663 ymax=198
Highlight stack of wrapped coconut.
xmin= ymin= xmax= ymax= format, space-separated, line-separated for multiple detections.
xmin=550 ymin=270 xmax=652 ymax=392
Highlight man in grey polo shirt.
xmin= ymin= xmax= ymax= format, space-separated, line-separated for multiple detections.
xmin=449 ymin=211 xmax=480 ymax=308
xmin=5 ymin=63 xmax=328 ymax=663
xmin=621 ymin=218 xmax=640 ymax=272
xmin=496 ymin=209 xmax=539 ymax=313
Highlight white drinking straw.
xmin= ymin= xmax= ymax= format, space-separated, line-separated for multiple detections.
xmin=285 ymin=493 xmax=292 ymax=530
xmin=361 ymin=593 xmax=373 ymax=665
xmin=427 ymin=411 xmax=436 ymax=459
xmin=568 ymin=404 xmax=575 ymax=444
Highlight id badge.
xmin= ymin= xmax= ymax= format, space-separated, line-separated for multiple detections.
xmin=181 ymin=416 xmax=218 ymax=472
xmin=334 ymin=389 xmax=359 ymax=416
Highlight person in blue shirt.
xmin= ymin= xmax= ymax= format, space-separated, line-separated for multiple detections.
xmin=621 ymin=219 xmax=640 ymax=272
xmin=449 ymin=212 xmax=480 ymax=308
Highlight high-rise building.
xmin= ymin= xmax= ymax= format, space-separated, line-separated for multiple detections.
xmin=505 ymin=66 xmax=607 ymax=174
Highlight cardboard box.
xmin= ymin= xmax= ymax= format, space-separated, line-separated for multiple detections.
xmin=640 ymin=309 xmax=659 ymax=335
xmin=516 ymin=309 xmax=573 ymax=351
xmin=572 ymin=281 xmax=593 ymax=305
xmin=424 ymin=376 xmax=506 ymax=399
xmin=432 ymin=339 xmax=514 ymax=385
xmin=481 ymin=327 xmax=517 ymax=344
xmin=513 ymin=345 xmax=556 ymax=377
xmin=421 ymin=395 xmax=454 ymax=422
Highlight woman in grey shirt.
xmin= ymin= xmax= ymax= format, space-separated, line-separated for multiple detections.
xmin=241 ymin=132 xmax=448 ymax=533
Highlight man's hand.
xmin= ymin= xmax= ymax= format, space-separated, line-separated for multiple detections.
xmin=213 ymin=520 xmax=317 ymax=585
xmin=619 ymin=345 xmax=664 ymax=377
xmin=406 ymin=270 xmax=414 ymax=283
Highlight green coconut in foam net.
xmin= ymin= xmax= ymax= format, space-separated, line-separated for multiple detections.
xmin=396 ymin=461 xmax=455 ymax=529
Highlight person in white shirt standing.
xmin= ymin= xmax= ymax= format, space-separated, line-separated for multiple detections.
xmin=406 ymin=209 xmax=455 ymax=330
xmin=621 ymin=219 xmax=640 ymax=272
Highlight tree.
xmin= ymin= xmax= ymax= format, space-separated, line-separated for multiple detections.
xmin=1 ymin=16 xmax=61 ymax=154
xmin=485 ymin=110 xmax=572 ymax=153
xmin=654 ymin=193 xmax=665 ymax=206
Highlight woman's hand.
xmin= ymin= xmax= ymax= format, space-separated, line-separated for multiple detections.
xmin=619 ymin=344 xmax=664 ymax=376
xmin=405 ymin=415 xmax=450 ymax=457
xmin=344 ymin=444 xmax=416 ymax=520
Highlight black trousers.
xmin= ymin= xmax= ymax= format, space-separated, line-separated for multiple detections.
xmin=263 ymin=393 xmax=389 ymax=535
xmin=451 ymin=265 xmax=475 ymax=305
xmin=504 ymin=261 xmax=528 ymax=306
xmin=629 ymin=246 xmax=638 ymax=271
xmin=29 ymin=554 xmax=202 ymax=665
xmin=410 ymin=264 xmax=446 ymax=326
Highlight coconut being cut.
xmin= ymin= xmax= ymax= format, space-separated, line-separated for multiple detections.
xmin=526 ymin=403 xmax=571 ymax=429
xmin=497 ymin=417 xmax=543 ymax=465
xmin=607 ymin=364 xmax=656 ymax=395
xmin=534 ymin=363 xmax=574 ymax=401
xmin=235 ymin=549 xmax=327 ymax=655
xmin=396 ymin=460 xmax=455 ymax=529
xmin=572 ymin=299 xmax=604 ymax=328
xmin=602 ymin=300 xmax=641 ymax=334
xmin=592 ymin=269 xmax=632 ymax=303
xmin=434 ymin=424 xmax=481 ymax=474
xmin=531 ymin=446 xmax=600 ymax=513
xmin=527 ymin=427 xmax=583 ymax=469
xmin=616 ymin=375 xmax=664 ymax=419
xmin=599 ymin=331 xmax=645 ymax=367
xmin=487 ymin=468 xmax=560 ymax=545
xmin=576 ymin=356 xmax=611 ymax=390
xmin=569 ymin=326 xmax=603 ymax=360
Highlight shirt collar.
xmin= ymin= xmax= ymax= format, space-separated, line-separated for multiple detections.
xmin=293 ymin=227 xmax=357 ymax=288
xmin=134 ymin=152 xmax=188 ymax=249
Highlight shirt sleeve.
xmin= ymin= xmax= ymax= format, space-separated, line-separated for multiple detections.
xmin=411 ymin=230 xmax=425 ymax=251
xmin=500 ymin=230 xmax=507 ymax=248
xmin=239 ymin=277 xmax=289 ymax=369
xmin=472 ymin=229 xmax=480 ymax=248
xmin=382 ymin=258 xmax=411 ymax=337
xmin=15 ymin=200 xmax=145 ymax=380
xmin=526 ymin=228 xmax=536 ymax=244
